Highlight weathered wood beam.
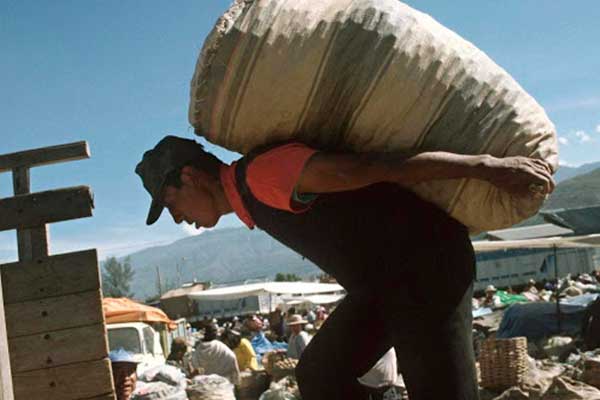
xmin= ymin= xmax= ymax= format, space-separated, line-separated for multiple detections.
xmin=5 ymin=290 xmax=104 ymax=338
xmin=0 ymin=276 xmax=14 ymax=400
xmin=12 ymin=358 xmax=114 ymax=400
xmin=12 ymin=166 xmax=48 ymax=261
xmin=9 ymin=324 xmax=108 ymax=373
xmin=0 ymin=141 xmax=89 ymax=173
xmin=0 ymin=186 xmax=93 ymax=232
xmin=1 ymin=250 xmax=100 ymax=304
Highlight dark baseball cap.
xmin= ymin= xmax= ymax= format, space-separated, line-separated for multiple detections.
xmin=135 ymin=135 xmax=206 ymax=225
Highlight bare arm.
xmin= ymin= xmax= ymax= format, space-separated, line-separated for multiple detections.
xmin=296 ymin=151 xmax=555 ymax=197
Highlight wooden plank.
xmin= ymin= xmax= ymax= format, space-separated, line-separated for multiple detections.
xmin=12 ymin=358 xmax=114 ymax=400
xmin=12 ymin=166 xmax=49 ymax=260
xmin=15 ymin=227 xmax=49 ymax=262
xmin=0 ymin=275 xmax=14 ymax=400
xmin=5 ymin=290 xmax=104 ymax=338
xmin=0 ymin=141 xmax=89 ymax=173
xmin=9 ymin=324 xmax=108 ymax=373
xmin=0 ymin=186 xmax=93 ymax=232
xmin=1 ymin=250 xmax=100 ymax=304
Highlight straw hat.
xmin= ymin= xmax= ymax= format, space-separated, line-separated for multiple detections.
xmin=485 ymin=285 xmax=497 ymax=293
xmin=286 ymin=314 xmax=308 ymax=326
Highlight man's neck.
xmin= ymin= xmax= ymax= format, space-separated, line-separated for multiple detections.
xmin=215 ymin=175 xmax=234 ymax=216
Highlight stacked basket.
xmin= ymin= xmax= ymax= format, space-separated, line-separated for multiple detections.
xmin=271 ymin=358 xmax=298 ymax=381
xmin=479 ymin=337 xmax=529 ymax=391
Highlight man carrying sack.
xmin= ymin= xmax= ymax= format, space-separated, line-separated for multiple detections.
xmin=136 ymin=136 xmax=554 ymax=399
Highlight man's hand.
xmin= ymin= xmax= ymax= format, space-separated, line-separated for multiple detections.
xmin=481 ymin=156 xmax=555 ymax=198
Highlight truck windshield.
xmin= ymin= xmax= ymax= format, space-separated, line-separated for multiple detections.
xmin=107 ymin=328 xmax=141 ymax=354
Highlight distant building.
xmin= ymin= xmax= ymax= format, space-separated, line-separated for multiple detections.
xmin=473 ymin=206 xmax=600 ymax=292
xmin=160 ymin=282 xmax=209 ymax=320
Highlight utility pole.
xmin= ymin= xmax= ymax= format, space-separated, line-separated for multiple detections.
xmin=554 ymin=245 xmax=561 ymax=333
xmin=156 ymin=266 xmax=162 ymax=297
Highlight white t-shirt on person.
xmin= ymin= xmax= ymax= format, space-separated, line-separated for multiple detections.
xmin=192 ymin=340 xmax=240 ymax=384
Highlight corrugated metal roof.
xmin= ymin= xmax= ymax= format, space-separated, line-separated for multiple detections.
xmin=160 ymin=282 xmax=207 ymax=299
xmin=542 ymin=205 xmax=600 ymax=235
xmin=485 ymin=224 xmax=573 ymax=241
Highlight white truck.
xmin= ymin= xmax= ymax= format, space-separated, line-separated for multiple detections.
xmin=107 ymin=322 xmax=166 ymax=375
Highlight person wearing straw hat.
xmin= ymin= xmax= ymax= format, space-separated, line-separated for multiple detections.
xmin=136 ymin=136 xmax=553 ymax=400
xmin=482 ymin=285 xmax=502 ymax=309
xmin=286 ymin=314 xmax=311 ymax=360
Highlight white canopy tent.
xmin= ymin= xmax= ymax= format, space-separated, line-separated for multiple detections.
xmin=186 ymin=282 xmax=345 ymax=319
xmin=187 ymin=281 xmax=344 ymax=301
xmin=281 ymin=294 xmax=346 ymax=306
xmin=472 ymin=234 xmax=600 ymax=253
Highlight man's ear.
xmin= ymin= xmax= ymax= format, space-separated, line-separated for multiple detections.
xmin=180 ymin=166 xmax=215 ymax=186
xmin=180 ymin=166 xmax=196 ymax=186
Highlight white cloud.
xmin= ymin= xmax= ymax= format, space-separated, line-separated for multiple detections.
xmin=558 ymin=136 xmax=569 ymax=145
xmin=559 ymin=159 xmax=579 ymax=168
xmin=574 ymin=130 xmax=591 ymax=143
xmin=596 ymin=124 xmax=600 ymax=134
xmin=181 ymin=223 xmax=209 ymax=236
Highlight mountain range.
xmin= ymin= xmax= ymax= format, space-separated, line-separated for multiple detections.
xmin=120 ymin=161 xmax=600 ymax=300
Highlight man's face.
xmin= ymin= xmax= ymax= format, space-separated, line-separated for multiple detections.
xmin=162 ymin=166 xmax=221 ymax=229
xmin=112 ymin=362 xmax=137 ymax=400
xmin=290 ymin=324 xmax=303 ymax=334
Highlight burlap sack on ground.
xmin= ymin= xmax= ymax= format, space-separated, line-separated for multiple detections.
xmin=189 ymin=0 xmax=558 ymax=232
xmin=540 ymin=376 xmax=600 ymax=400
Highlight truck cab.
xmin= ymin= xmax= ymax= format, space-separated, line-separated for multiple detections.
xmin=106 ymin=322 xmax=166 ymax=375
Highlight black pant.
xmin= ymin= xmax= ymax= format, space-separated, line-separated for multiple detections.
xmin=296 ymin=224 xmax=479 ymax=400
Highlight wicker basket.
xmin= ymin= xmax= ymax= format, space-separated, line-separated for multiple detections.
xmin=582 ymin=358 xmax=600 ymax=389
xmin=263 ymin=351 xmax=286 ymax=376
xmin=271 ymin=357 xmax=298 ymax=381
xmin=478 ymin=337 xmax=529 ymax=390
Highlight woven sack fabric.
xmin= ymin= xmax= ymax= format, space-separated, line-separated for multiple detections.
xmin=189 ymin=0 xmax=558 ymax=232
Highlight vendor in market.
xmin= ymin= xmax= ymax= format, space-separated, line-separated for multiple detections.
xmin=166 ymin=337 xmax=198 ymax=378
xmin=192 ymin=323 xmax=240 ymax=384
xmin=223 ymin=329 xmax=259 ymax=371
xmin=286 ymin=314 xmax=311 ymax=360
xmin=481 ymin=285 xmax=503 ymax=309
xmin=109 ymin=348 xmax=139 ymax=400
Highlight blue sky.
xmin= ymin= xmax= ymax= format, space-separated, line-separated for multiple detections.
xmin=1 ymin=1 xmax=599 ymax=262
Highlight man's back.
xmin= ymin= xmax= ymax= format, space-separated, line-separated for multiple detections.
xmin=193 ymin=340 xmax=240 ymax=384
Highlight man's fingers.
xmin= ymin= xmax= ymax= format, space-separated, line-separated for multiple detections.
xmin=535 ymin=159 xmax=554 ymax=174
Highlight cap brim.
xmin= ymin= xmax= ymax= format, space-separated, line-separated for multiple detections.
xmin=146 ymin=199 xmax=164 ymax=225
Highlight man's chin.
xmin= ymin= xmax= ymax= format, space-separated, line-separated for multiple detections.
xmin=197 ymin=217 xmax=219 ymax=229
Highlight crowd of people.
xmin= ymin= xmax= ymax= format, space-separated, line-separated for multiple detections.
xmin=473 ymin=271 xmax=600 ymax=311
xmin=108 ymin=304 xmax=336 ymax=399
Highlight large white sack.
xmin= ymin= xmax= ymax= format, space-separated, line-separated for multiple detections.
xmin=189 ymin=0 xmax=558 ymax=232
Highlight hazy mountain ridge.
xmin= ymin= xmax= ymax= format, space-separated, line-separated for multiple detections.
xmin=121 ymin=163 xmax=600 ymax=299
xmin=555 ymin=161 xmax=600 ymax=183
xmin=122 ymin=228 xmax=320 ymax=300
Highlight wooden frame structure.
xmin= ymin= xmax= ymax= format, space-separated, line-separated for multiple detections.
xmin=0 ymin=142 xmax=115 ymax=399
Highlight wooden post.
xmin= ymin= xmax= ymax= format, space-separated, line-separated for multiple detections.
xmin=0 ymin=141 xmax=115 ymax=400
xmin=0 ymin=274 xmax=14 ymax=400
xmin=12 ymin=166 xmax=49 ymax=261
